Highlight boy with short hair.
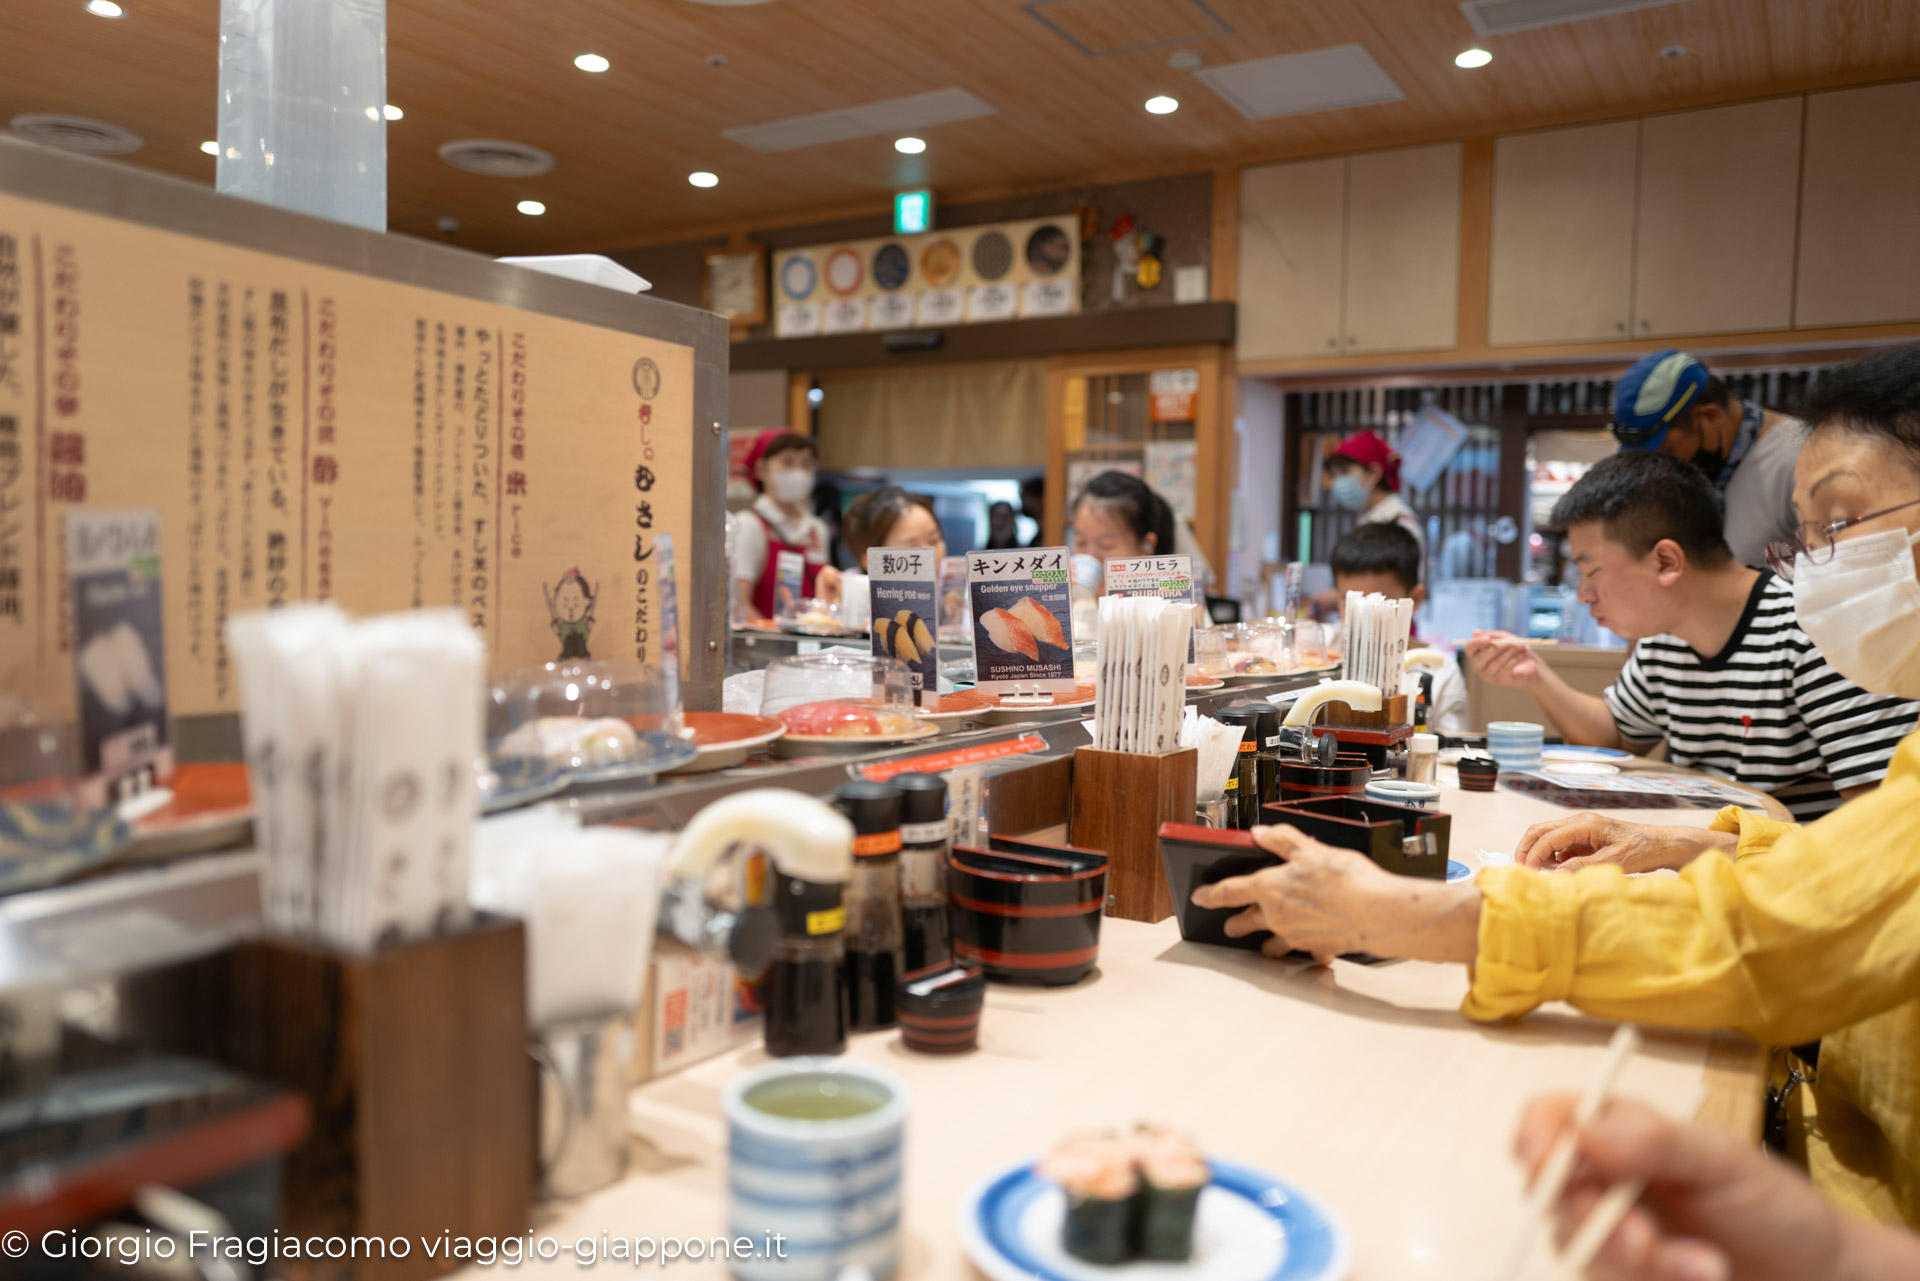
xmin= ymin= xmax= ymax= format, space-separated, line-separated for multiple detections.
xmin=1329 ymin=522 xmax=1469 ymax=735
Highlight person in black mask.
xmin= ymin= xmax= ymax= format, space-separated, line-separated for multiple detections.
xmin=1610 ymin=350 xmax=1805 ymax=569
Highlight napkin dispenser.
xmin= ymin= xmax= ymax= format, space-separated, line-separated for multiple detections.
xmin=1262 ymin=795 xmax=1450 ymax=878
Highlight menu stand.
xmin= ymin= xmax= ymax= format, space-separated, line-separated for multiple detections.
xmin=120 ymin=915 xmax=532 ymax=1281
xmin=1070 ymin=746 xmax=1197 ymax=922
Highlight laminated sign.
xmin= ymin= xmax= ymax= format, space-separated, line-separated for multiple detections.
xmin=867 ymin=546 xmax=938 ymax=706
xmin=967 ymin=547 xmax=1074 ymax=694
xmin=66 ymin=508 xmax=170 ymax=789
xmin=1104 ymin=554 xmax=1197 ymax=664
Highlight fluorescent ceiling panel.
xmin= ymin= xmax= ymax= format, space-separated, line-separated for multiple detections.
xmin=723 ymin=88 xmax=997 ymax=153
xmin=1195 ymin=44 xmax=1403 ymax=121
xmin=1461 ymin=0 xmax=1689 ymax=37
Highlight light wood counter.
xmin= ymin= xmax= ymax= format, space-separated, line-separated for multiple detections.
xmin=474 ymin=771 xmax=1766 ymax=1281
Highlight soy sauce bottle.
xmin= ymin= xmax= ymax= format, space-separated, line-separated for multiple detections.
xmin=1230 ymin=701 xmax=1285 ymax=811
xmin=1215 ymin=704 xmax=1263 ymax=829
xmin=894 ymin=772 xmax=951 ymax=972
xmin=765 ymin=864 xmax=849 ymax=1058
xmin=833 ymin=781 xmax=905 ymax=1031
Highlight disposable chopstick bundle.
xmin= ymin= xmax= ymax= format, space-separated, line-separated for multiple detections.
xmin=1339 ymin=591 xmax=1415 ymax=701
xmin=1093 ymin=595 xmax=1193 ymax=754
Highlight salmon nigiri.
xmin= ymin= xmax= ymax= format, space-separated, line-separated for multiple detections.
xmin=981 ymin=607 xmax=1040 ymax=660
xmin=1009 ymin=596 xmax=1067 ymax=651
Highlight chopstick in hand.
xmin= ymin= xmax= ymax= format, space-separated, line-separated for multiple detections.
xmin=1493 ymin=1023 xmax=1642 ymax=1281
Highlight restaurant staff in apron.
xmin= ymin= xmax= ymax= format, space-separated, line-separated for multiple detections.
xmin=732 ymin=431 xmax=840 ymax=621
xmin=1611 ymin=349 xmax=1807 ymax=569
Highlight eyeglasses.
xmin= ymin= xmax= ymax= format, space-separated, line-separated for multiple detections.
xmin=1764 ymin=497 xmax=1920 ymax=581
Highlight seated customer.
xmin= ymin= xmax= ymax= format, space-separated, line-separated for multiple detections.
xmin=1329 ymin=523 xmax=1469 ymax=736
xmin=1465 ymin=451 xmax=1916 ymax=820
xmin=1191 ymin=344 xmax=1920 ymax=1224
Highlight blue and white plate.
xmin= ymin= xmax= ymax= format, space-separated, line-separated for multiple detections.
xmin=1446 ymin=859 xmax=1472 ymax=883
xmin=959 ymin=1158 xmax=1351 ymax=1281
xmin=1540 ymin=745 xmax=1631 ymax=762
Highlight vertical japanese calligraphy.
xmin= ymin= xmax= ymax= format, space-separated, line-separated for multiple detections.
xmin=0 ymin=189 xmax=697 ymax=719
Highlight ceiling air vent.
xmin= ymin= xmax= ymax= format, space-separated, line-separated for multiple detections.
xmin=1460 ymin=0 xmax=1688 ymax=37
xmin=436 ymin=139 xmax=556 ymax=178
xmin=1194 ymin=45 xmax=1403 ymax=121
xmin=724 ymin=88 xmax=996 ymax=153
xmin=9 ymin=114 xmax=144 ymax=156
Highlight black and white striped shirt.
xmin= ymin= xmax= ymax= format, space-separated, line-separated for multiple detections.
xmin=1604 ymin=573 xmax=1920 ymax=821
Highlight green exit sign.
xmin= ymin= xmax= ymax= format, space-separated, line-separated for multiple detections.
xmin=894 ymin=189 xmax=932 ymax=235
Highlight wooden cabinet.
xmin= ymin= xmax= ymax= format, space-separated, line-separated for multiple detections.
xmin=1345 ymin=143 xmax=1461 ymax=354
xmin=1631 ymin=98 xmax=1802 ymax=338
xmin=1238 ymin=144 xmax=1460 ymax=360
xmin=1488 ymin=122 xmax=1639 ymax=345
xmin=1796 ymin=81 xmax=1920 ymax=327
xmin=1237 ymin=155 xmax=1346 ymax=360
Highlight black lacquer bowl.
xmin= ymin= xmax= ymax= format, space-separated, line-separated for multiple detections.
xmin=947 ymin=838 xmax=1108 ymax=985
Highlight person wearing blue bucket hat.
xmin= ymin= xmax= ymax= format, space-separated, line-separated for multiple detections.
xmin=1612 ymin=349 xmax=1806 ymax=569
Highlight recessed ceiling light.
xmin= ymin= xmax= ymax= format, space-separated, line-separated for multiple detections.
xmin=688 ymin=171 xmax=718 ymax=188
xmin=1660 ymin=44 xmax=1688 ymax=58
xmin=1145 ymin=95 xmax=1179 ymax=114
xmin=574 ymin=53 xmax=610 ymax=73
xmin=383 ymin=104 xmax=403 ymax=121
xmin=200 ymin=140 xmax=219 ymax=155
xmin=517 ymin=200 xmax=546 ymax=215
xmin=1455 ymin=47 xmax=1493 ymax=68
xmin=894 ymin=136 xmax=926 ymax=154
xmin=84 ymin=0 xmax=124 ymax=17
xmin=1168 ymin=48 xmax=1203 ymax=71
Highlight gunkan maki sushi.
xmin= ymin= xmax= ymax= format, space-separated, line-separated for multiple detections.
xmin=1038 ymin=1134 xmax=1139 ymax=1265
xmin=1128 ymin=1124 xmax=1210 ymax=1261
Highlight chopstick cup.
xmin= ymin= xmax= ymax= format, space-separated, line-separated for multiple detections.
xmin=1493 ymin=1023 xmax=1642 ymax=1281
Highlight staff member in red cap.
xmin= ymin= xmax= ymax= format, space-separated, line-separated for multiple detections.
xmin=733 ymin=430 xmax=841 ymax=622
xmin=1323 ymin=429 xmax=1422 ymax=551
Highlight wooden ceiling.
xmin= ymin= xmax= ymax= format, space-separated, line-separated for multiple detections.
xmin=7 ymin=0 xmax=1918 ymax=256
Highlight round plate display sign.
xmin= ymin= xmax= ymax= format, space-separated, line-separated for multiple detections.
xmin=1025 ymin=224 xmax=1071 ymax=277
xmin=921 ymin=238 xmax=961 ymax=286
xmin=779 ymin=254 xmax=817 ymax=301
xmin=825 ymin=247 xmax=864 ymax=295
xmin=971 ymin=230 xmax=1013 ymax=281
xmin=872 ymin=242 xmax=911 ymax=291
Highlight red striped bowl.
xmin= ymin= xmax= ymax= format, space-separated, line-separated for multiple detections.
xmin=947 ymin=838 xmax=1107 ymax=986
xmin=895 ymin=963 xmax=986 ymax=1054
xmin=1276 ymin=754 xmax=1372 ymax=804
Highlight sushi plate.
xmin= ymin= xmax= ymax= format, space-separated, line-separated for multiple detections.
xmin=960 ymin=1158 xmax=1352 ymax=1281
xmin=914 ymin=689 xmax=996 ymax=729
xmin=767 ymin=722 xmax=942 ymax=758
xmin=1540 ymin=745 xmax=1631 ymax=762
xmin=125 ymin=762 xmax=254 ymax=860
xmin=1446 ymin=858 xmax=1473 ymax=883
xmin=662 ymin=713 xmax=785 ymax=774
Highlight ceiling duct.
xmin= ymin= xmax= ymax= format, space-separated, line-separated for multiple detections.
xmin=436 ymin=139 xmax=556 ymax=178
xmin=723 ymin=88 xmax=996 ymax=153
xmin=1460 ymin=0 xmax=1689 ymax=37
xmin=9 ymin=114 xmax=144 ymax=156
xmin=1194 ymin=45 xmax=1403 ymax=121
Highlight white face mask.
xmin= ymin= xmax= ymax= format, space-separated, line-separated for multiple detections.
xmin=767 ymin=468 xmax=815 ymax=505
xmin=1792 ymin=525 xmax=1920 ymax=699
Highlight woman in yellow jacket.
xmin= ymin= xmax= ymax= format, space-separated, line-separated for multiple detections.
xmin=1195 ymin=343 xmax=1920 ymax=1225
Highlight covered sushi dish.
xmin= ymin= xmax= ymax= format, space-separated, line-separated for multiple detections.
xmin=484 ymin=658 xmax=696 ymax=804
xmin=758 ymin=650 xmax=934 ymax=742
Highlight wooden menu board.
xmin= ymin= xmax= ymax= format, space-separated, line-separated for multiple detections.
xmin=0 ymin=141 xmax=728 ymax=723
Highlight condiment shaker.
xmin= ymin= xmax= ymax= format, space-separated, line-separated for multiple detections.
xmin=1214 ymin=705 xmax=1263 ymax=829
xmin=834 ymin=780 xmax=905 ymax=1032
xmin=894 ymin=772 xmax=951 ymax=973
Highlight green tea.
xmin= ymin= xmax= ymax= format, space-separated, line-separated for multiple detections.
xmin=745 ymin=1074 xmax=889 ymax=1121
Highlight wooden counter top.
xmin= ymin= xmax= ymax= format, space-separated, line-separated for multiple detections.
xmin=474 ymin=770 xmax=1765 ymax=1281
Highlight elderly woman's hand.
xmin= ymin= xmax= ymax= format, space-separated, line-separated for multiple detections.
xmin=1188 ymin=824 xmax=1402 ymax=964
xmin=1515 ymin=812 xmax=1736 ymax=873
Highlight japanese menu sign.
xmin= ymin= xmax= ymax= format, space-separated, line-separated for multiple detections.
xmin=65 ymin=508 xmax=169 ymax=786
xmin=967 ymin=546 xmax=1074 ymax=694
xmin=0 ymin=192 xmax=695 ymax=721
xmin=866 ymin=546 xmax=937 ymax=706
xmin=1105 ymin=554 xmax=1196 ymax=665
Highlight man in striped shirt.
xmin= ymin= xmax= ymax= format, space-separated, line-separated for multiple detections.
xmin=1467 ymin=452 xmax=1918 ymax=820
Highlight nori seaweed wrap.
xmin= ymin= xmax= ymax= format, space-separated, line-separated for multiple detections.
xmin=1039 ymin=1134 xmax=1139 ymax=1265
xmin=1130 ymin=1125 xmax=1210 ymax=1262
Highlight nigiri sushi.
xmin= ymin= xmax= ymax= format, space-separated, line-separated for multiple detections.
xmin=1128 ymin=1124 xmax=1209 ymax=1261
xmin=1009 ymin=596 xmax=1067 ymax=652
xmin=981 ymin=607 xmax=1040 ymax=661
xmin=778 ymin=700 xmax=885 ymax=738
xmin=1038 ymin=1134 xmax=1138 ymax=1265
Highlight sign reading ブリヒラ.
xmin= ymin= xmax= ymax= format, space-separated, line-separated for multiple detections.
xmin=866 ymin=546 xmax=938 ymax=707
xmin=0 ymin=188 xmax=697 ymax=722
xmin=1105 ymin=554 xmax=1197 ymax=665
xmin=967 ymin=547 xmax=1074 ymax=694
xmin=65 ymin=509 xmax=171 ymax=789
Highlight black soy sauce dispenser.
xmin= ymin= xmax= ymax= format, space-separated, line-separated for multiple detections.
xmin=833 ymin=780 xmax=906 ymax=1032
xmin=764 ymin=860 xmax=850 ymax=1058
xmin=893 ymin=772 xmax=951 ymax=972
xmin=1214 ymin=704 xmax=1264 ymax=829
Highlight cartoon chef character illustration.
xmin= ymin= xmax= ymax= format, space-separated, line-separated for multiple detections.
xmin=544 ymin=568 xmax=597 ymax=660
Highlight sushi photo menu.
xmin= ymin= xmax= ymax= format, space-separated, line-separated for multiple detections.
xmin=966 ymin=548 xmax=1075 ymax=694
xmin=867 ymin=547 xmax=939 ymax=706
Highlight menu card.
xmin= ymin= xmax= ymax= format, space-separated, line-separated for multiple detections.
xmin=1105 ymin=554 xmax=1196 ymax=665
xmin=65 ymin=509 xmax=171 ymax=796
xmin=938 ymin=555 xmax=970 ymax=642
xmin=867 ymin=546 xmax=938 ymax=707
xmin=967 ymin=547 xmax=1074 ymax=695
xmin=773 ymin=550 xmax=805 ymax=622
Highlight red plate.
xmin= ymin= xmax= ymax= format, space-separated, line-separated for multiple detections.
xmin=666 ymin=712 xmax=786 ymax=774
